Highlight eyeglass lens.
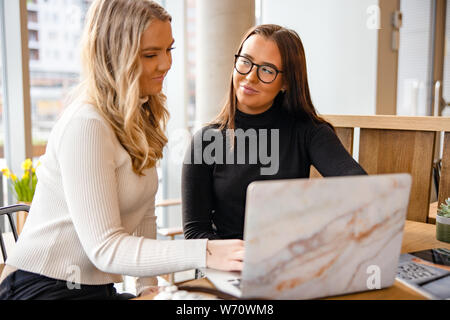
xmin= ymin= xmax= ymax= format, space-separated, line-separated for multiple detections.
xmin=235 ymin=56 xmax=278 ymax=83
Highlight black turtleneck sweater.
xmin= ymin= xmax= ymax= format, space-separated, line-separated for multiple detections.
xmin=182 ymin=102 xmax=367 ymax=240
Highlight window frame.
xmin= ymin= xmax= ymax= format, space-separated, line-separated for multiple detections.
xmin=0 ymin=0 xmax=33 ymax=206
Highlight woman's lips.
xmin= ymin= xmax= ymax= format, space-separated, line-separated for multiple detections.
xmin=241 ymin=84 xmax=259 ymax=95
xmin=152 ymin=75 xmax=165 ymax=82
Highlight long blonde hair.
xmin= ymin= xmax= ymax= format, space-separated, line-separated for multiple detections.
xmin=78 ymin=0 xmax=171 ymax=175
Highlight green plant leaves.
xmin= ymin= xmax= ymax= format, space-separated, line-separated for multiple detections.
xmin=438 ymin=197 xmax=450 ymax=218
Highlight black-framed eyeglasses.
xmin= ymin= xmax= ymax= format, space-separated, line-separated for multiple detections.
xmin=234 ymin=55 xmax=283 ymax=84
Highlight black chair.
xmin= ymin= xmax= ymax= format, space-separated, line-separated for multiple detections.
xmin=0 ymin=204 xmax=30 ymax=264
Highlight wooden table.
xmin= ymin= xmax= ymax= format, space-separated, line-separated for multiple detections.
xmin=136 ymin=220 xmax=450 ymax=300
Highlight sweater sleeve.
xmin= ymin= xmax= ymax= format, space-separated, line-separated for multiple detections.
xmin=57 ymin=116 xmax=208 ymax=277
xmin=133 ymin=207 xmax=157 ymax=295
xmin=182 ymin=129 xmax=221 ymax=240
xmin=307 ymin=123 xmax=367 ymax=177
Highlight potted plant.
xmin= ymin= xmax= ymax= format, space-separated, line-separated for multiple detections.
xmin=1 ymin=159 xmax=39 ymax=235
xmin=436 ymin=198 xmax=450 ymax=243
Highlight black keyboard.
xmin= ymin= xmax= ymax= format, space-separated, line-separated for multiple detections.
xmin=397 ymin=262 xmax=442 ymax=284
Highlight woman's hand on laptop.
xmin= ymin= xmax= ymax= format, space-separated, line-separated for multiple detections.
xmin=206 ymin=240 xmax=244 ymax=271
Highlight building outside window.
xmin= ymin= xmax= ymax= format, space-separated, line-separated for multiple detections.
xmin=27 ymin=0 xmax=93 ymax=155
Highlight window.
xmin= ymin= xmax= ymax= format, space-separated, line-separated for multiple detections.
xmin=397 ymin=0 xmax=433 ymax=116
xmin=27 ymin=0 xmax=92 ymax=156
xmin=27 ymin=10 xmax=38 ymax=23
xmin=28 ymin=29 xmax=39 ymax=42
xmin=442 ymin=1 xmax=450 ymax=116
xmin=186 ymin=0 xmax=196 ymax=129
xmin=29 ymin=48 xmax=39 ymax=61
xmin=0 ymin=2 xmax=4 ymax=209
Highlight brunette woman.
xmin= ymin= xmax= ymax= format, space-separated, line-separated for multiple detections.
xmin=182 ymin=24 xmax=367 ymax=241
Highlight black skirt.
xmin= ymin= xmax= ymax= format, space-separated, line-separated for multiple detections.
xmin=0 ymin=269 xmax=135 ymax=300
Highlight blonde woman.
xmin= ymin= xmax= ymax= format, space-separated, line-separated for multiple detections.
xmin=0 ymin=0 xmax=243 ymax=300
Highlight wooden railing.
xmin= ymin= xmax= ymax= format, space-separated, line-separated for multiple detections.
xmin=312 ymin=115 xmax=450 ymax=223
xmin=0 ymin=145 xmax=47 ymax=159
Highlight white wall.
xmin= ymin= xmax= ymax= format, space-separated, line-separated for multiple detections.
xmin=261 ymin=0 xmax=379 ymax=115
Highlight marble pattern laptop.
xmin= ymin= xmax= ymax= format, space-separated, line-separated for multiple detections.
xmin=238 ymin=174 xmax=412 ymax=299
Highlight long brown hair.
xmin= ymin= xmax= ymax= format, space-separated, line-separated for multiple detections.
xmin=213 ymin=24 xmax=333 ymax=131
xmin=77 ymin=0 xmax=171 ymax=175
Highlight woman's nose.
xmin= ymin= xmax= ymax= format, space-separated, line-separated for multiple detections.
xmin=245 ymin=66 xmax=259 ymax=83
xmin=159 ymin=53 xmax=172 ymax=72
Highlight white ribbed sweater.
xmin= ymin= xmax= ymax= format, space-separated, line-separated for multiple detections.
xmin=4 ymin=102 xmax=207 ymax=294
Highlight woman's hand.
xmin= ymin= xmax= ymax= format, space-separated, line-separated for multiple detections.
xmin=139 ymin=286 xmax=160 ymax=297
xmin=206 ymin=240 xmax=245 ymax=271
